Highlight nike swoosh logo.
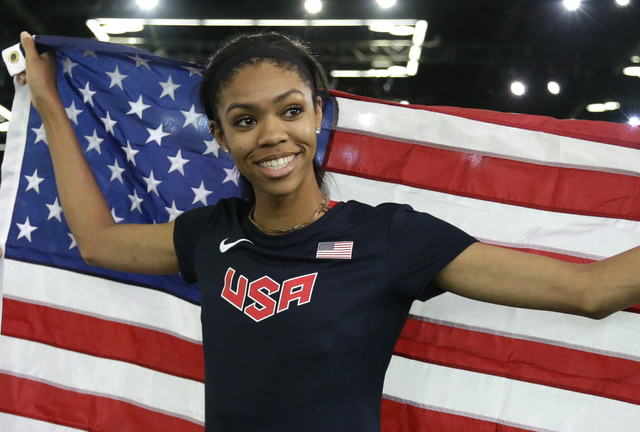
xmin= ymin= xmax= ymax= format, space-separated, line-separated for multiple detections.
xmin=219 ymin=238 xmax=254 ymax=253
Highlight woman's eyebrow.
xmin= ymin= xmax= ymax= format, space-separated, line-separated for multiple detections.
xmin=225 ymin=89 xmax=305 ymax=115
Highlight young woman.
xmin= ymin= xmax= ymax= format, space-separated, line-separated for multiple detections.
xmin=19 ymin=30 xmax=640 ymax=431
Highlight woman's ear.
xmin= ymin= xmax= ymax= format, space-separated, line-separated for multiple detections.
xmin=315 ymin=96 xmax=323 ymax=131
xmin=209 ymin=120 xmax=227 ymax=150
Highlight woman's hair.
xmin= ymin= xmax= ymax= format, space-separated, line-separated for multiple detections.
xmin=199 ymin=32 xmax=330 ymax=203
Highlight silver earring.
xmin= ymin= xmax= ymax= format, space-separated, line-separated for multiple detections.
xmin=222 ymin=147 xmax=230 ymax=154
xmin=316 ymin=127 xmax=321 ymax=134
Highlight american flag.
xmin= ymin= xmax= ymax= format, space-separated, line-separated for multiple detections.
xmin=316 ymin=241 xmax=354 ymax=259
xmin=1 ymin=35 xmax=640 ymax=431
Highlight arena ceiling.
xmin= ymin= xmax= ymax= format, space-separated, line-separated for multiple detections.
xmin=0 ymin=0 xmax=639 ymax=146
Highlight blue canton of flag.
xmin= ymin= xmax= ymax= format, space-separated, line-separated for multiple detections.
xmin=5 ymin=36 xmax=244 ymax=304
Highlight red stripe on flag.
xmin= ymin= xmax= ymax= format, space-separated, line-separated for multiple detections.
xmin=0 ymin=372 xmax=203 ymax=432
xmin=381 ymin=397 xmax=533 ymax=432
xmin=331 ymin=90 xmax=640 ymax=150
xmin=325 ymin=130 xmax=640 ymax=221
xmin=1 ymin=298 xmax=204 ymax=382
xmin=394 ymin=318 xmax=640 ymax=406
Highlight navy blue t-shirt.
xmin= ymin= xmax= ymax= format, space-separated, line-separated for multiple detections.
xmin=174 ymin=198 xmax=476 ymax=432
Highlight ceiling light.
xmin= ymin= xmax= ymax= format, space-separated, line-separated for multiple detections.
xmin=615 ymin=0 xmax=630 ymax=5
xmin=563 ymin=0 xmax=581 ymax=10
xmin=304 ymin=0 xmax=322 ymax=14
xmin=412 ymin=21 xmax=428 ymax=45
xmin=547 ymin=81 xmax=560 ymax=95
xmin=86 ymin=19 xmax=110 ymax=41
xmin=0 ymin=121 xmax=9 ymax=132
xmin=510 ymin=81 xmax=526 ymax=96
xmin=631 ymin=56 xmax=640 ymax=63
xmin=586 ymin=102 xmax=620 ymax=112
xmin=376 ymin=0 xmax=397 ymax=8
xmin=623 ymin=66 xmax=640 ymax=77
xmin=137 ymin=0 xmax=158 ymax=10
xmin=101 ymin=22 xmax=145 ymax=34
xmin=603 ymin=101 xmax=620 ymax=110
xmin=0 ymin=104 xmax=11 ymax=121
xmin=629 ymin=117 xmax=640 ymax=126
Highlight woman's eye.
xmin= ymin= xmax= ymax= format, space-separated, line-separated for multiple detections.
xmin=235 ymin=117 xmax=255 ymax=127
xmin=284 ymin=106 xmax=304 ymax=118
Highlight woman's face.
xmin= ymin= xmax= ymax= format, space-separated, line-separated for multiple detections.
xmin=212 ymin=61 xmax=323 ymax=202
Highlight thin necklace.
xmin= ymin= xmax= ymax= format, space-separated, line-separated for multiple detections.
xmin=249 ymin=195 xmax=330 ymax=235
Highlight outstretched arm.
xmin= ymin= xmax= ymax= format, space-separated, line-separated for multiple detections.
xmin=20 ymin=32 xmax=179 ymax=274
xmin=435 ymin=242 xmax=640 ymax=319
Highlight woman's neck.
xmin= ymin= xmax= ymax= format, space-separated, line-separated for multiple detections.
xmin=251 ymin=185 xmax=326 ymax=234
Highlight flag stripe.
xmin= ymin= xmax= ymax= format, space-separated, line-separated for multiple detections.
xmin=395 ymin=317 xmax=640 ymax=405
xmin=1 ymin=298 xmax=204 ymax=382
xmin=333 ymin=95 xmax=640 ymax=174
xmin=0 ymin=413 xmax=84 ymax=432
xmin=3 ymin=259 xmax=202 ymax=343
xmin=383 ymin=356 xmax=640 ymax=432
xmin=327 ymin=130 xmax=640 ymax=221
xmin=0 ymin=373 xmax=203 ymax=432
xmin=380 ymin=398 xmax=537 ymax=432
xmin=0 ymin=336 xmax=204 ymax=423
xmin=328 ymin=173 xmax=640 ymax=260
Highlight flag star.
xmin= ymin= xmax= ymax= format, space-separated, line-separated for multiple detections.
xmin=108 ymin=159 xmax=126 ymax=183
xmin=46 ymin=197 xmax=63 ymax=222
xmin=24 ymin=169 xmax=45 ymax=193
xmin=191 ymin=180 xmax=213 ymax=206
xmin=127 ymin=95 xmax=151 ymax=119
xmin=84 ymin=129 xmax=104 ymax=154
xmin=165 ymin=200 xmax=185 ymax=222
xmin=106 ymin=65 xmax=128 ymax=90
xmin=128 ymin=189 xmax=144 ymax=213
xmin=61 ymin=56 xmax=79 ymax=77
xmin=143 ymin=170 xmax=162 ymax=196
xmin=159 ymin=75 xmax=181 ymax=100
xmin=111 ymin=208 xmax=125 ymax=223
xmin=65 ymin=100 xmax=83 ymax=125
xmin=31 ymin=123 xmax=48 ymax=145
xmin=68 ymin=233 xmax=78 ymax=250
xmin=146 ymin=124 xmax=171 ymax=145
xmin=129 ymin=54 xmax=151 ymax=69
xmin=203 ymin=138 xmax=220 ymax=157
xmin=83 ymin=50 xmax=98 ymax=59
xmin=79 ymin=82 xmax=97 ymax=107
xmin=182 ymin=104 xmax=201 ymax=129
xmin=122 ymin=140 xmax=139 ymax=166
xmin=167 ymin=150 xmax=190 ymax=175
xmin=17 ymin=217 xmax=38 ymax=242
xmin=101 ymin=111 xmax=118 ymax=135
xmin=182 ymin=65 xmax=204 ymax=77
xmin=222 ymin=166 xmax=240 ymax=186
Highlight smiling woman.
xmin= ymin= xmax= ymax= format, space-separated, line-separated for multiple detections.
xmin=18 ymin=29 xmax=640 ymax=432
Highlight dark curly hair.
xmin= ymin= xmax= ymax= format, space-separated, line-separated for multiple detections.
xmin=199 ymin=33 xmax=330 ymax=203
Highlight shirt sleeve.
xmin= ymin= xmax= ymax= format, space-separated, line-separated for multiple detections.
xmin=386 ymin=204 xmax=477 ymax=301
xmin=173 ymin=205 xmax=217 ymax=284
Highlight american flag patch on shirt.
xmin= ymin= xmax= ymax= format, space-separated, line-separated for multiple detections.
xmin=316 ymin=241 xmax=354 ymax=259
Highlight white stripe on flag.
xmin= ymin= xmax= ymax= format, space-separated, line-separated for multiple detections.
xmin=383 ymin=356 xmax=640 ymax=432
xmin=328 ymin=173 xmax=640 ymax=259
xmin=335 ymin=97 xmax=640 ymax=175
xmin=0 ymin=413 xmax=84 ymax=432
xmin=3 ymin=260 xmax=202 ymax=343
xmin=0 ymin=336 xmax=205 ymax=424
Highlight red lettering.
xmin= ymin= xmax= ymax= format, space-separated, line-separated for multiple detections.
xmin=244 ymin=276 xmax=279 ymax=322
xmin=277 ymin=273 xmax=318 ymax=313
xmin=220 ymin=268 xmax=248 ymax=310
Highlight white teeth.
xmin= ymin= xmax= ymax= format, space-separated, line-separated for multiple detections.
xmin=259 ymin=155 xmax=295 ymax=170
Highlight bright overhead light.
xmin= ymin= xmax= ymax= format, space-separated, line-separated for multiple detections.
xmin=101 ymin=22 xmax=145 ymax=34
xmin=137 ymin=0 xmax=158 ymax=10
xmin=0 ymin=121 xmax=9 ymax=132
xmin=629 ymin=117 xmax=640 ymax=126
xmin=563 ymin=0 xmax=581 ymax=10
xmin=304 ymin=0 xmax=322 ymax=14
xmin=631 ymin=56 xmax=640 ymax=63
xmin=510 ymin=81 xmax=526 ymax=96
xmin=615 ymin=0 xmax=630 ymax=5
xmin=586 ymin=101 xmax=620 ymax=112
xmin=412 ymin=20 xmax=428 ymax=45
xmin=86 ymin=19 xmax=110 ymax=41
xmin=377 ymin=0 xmax=397 ymax=8
xmin=547 ymin=81 xmax=560 ymax=95
xmin=623 ymin=66 xmax=640 ymax=77
xmin=603 ymin=101 xmax=620 ymax=110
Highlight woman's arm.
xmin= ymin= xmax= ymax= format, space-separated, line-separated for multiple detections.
xmin=20 ymin=32 xmax=179 ymax=275
xmin=435 ymin=242 xmax=640 ymax=319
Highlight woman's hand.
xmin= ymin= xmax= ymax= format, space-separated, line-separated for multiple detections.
xmin=17 ymin=31 xmax=61 ymax=114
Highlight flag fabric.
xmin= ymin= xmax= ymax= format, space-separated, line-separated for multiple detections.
xmin=1 ymin=35 xmax=640 ymax=432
